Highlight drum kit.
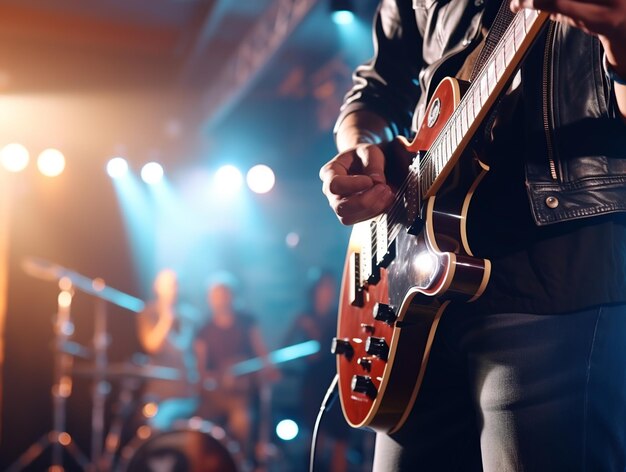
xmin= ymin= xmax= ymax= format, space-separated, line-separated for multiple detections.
xmin=8 ymin=258 xmax=245 ymax=472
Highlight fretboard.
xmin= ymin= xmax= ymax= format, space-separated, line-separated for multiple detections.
xmin=364 ymin=9 xmax=549 ymax=274
xmin=417 ymin=9 xmax=549 ymax=199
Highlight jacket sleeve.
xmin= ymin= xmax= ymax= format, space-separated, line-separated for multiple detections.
xmin=334 ymin=0 xmax=425 ymax=140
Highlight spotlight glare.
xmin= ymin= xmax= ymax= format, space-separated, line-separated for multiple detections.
xmin=214 ymin=165 xmax=243 ymax=197
xmin=332 ymin=10 xmax=354 ymax=25
xmin=0 ymin=143 xmax=29 ymax=173
xmin=276 ymin=419 xmax=299 ymax=441
xmin=141 ymin=162 xmax=164 ymax=185
xmin=37 ymin=148 xmax=66 ymax=177
xmin=107 ymin=157 xmax=129 ymax=179
xmin=246 ymin=164 xmax=275 ymax=194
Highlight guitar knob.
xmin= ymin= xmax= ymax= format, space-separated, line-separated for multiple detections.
xmin=351 ymin=375 xmax=377 ymax=399
xmin=360 ymin=323 xmax=374 ymax=333
xmin=365 ymin=336 xmax=389 ymax=361
xmin=331 ymin=337 xmax=354 ymax=358
xmin=373 ymin=303 xmax=397 ymax=325
xmin=357 ymin=357 xmax=372 ymax=372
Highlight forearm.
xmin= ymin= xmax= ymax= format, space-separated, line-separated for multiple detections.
xmin=335 ymin=110 xmax=396 ymax=152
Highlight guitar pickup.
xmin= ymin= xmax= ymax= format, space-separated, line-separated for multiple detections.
xmin=349 ymin=251 xmax=364 ymax=307
xmin=375 ymin=214 xmax=396 ymax=268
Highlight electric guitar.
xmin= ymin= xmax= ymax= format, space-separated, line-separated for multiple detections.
xmin=332 ymin=9 xmax=550 ymax=433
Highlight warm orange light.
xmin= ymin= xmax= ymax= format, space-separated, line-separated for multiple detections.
xmin=92 ymin=278 xmax=105 ymax=292
xmin=58 ymin=432 xmax=72 ymax=446
xmin=58 ymin=291 xmax=72 ymax=308
xmin=37 ymin=148 xmax=65 ymax=177
xmin=0 ymin=143 xmax=29 ymax=172
xmin=137 ymin=425 xmax=152 ymax=440
xmin=142 ymin=402 xmax=158 ymax=418
xmin=59 ymin=277 xmax=72 ymax=291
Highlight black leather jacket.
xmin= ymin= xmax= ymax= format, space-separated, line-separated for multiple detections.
xmin=336 ymin=0 xmax=626 ymax=226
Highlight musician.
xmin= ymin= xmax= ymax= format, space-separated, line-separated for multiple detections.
xmin=194 ymin=275 xmax=278 ymax=462
xmin=136 ymin=269 xmax=200 ymax=431
xmin=319 ymin=0 xmax=626 ymax=470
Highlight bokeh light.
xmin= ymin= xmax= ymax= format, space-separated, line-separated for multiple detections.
xmin=107 ymin=157 xmax=129 ymax=179
xmin=276 ymin=419 xmax=299 ymax=441
xmin=214 ymin=165 xmax=243 ymax=197
xmin=141 ymin=162 xmax=164 ymax=185
xmin=0 ymin=143 xmax=29 ymax=173
xmin=286 ymin=232 xmax=300 ymax=248
xmin=332 ymin=10 xmax=354 ymax=25
xmin=246 ymin=164 xmax=275 ymax=194
xmin=37 ymin=148 xmax=66 ymax=177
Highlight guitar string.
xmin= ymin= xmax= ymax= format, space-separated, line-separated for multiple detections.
xmin=366 ymin=10 xmax=533 ymax=263
xmin=382 ymin=10 xmax=530 ymax=228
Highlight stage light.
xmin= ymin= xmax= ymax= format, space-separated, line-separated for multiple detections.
xmin=0 ymin=143 xmax=29 ymax=173
xmin=37 ymin=148 xmax=65 ymax=177
xmin=276 ymin=419 xmax=299 ymax=441
xmin=214 ymin=165 xmax=243 ymax=196
xmin=246 ymin=164 xmax=275 ymax=194
xmin=330 ymin=0 xmax=355 ymax=25
xmin=107 ymin=157 xmax=129 ymax=179
xmin=141 ymin=162 xmax=164 ymax=185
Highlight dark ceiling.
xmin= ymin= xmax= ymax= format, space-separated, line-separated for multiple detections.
xmin=0 ymin=0 xmax=378 ymax=175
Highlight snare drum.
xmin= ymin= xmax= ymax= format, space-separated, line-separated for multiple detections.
xmin=118 ymin=418 xmax=242 ymax=472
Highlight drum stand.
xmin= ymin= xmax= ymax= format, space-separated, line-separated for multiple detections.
xmin=7 ymin=278 xmax=92 ymax=471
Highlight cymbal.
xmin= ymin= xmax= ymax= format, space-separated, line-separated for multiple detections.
xmin=73 ymin=362 xmax=182 ymax=381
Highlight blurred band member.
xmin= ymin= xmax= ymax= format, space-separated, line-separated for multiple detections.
xmin=195 ymin=275 xmax=279 ymax=462
xmin=137 ymin=269 xmax=199 ymax=431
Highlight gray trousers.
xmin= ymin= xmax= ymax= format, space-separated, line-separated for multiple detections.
xmin=372 ymin=304 xmax=626 ymax=471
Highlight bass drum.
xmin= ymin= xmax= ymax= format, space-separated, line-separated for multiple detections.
xmin=119 ymin=419 xmax=242 ymax=472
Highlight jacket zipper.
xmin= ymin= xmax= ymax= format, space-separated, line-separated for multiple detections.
xmin=542 ymin=21 xmax=558 ymax=181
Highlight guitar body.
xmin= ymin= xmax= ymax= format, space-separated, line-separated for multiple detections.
xmin=336 ymin=77 xmax=491 ymax=433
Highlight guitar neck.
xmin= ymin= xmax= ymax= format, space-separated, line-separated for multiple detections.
xmin=417 ymin=9 xmax=550 ymax=199
xmin=359 ymin=9 xmax=550 ymax=287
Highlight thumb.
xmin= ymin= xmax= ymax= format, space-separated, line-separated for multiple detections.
xmin=356 ymin=144 xmax=387 ymax=186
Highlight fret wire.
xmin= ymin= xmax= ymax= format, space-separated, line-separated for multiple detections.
xmin=487 ymin=61 xmax=496 ymax=94
xmin=473 ymin=87 xmax=480 ymax=119
xmin=480 ymin=75 xmax=488 ymax=106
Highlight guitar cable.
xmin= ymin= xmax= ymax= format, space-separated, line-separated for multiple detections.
xmin=309 ymin=374 xmax=339 ymax=472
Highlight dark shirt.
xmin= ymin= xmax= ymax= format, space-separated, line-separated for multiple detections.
xmin=199 ymin=313 xmax=256 ymax=373
xmin=467 ymin=89 xmax=626 ymax=315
